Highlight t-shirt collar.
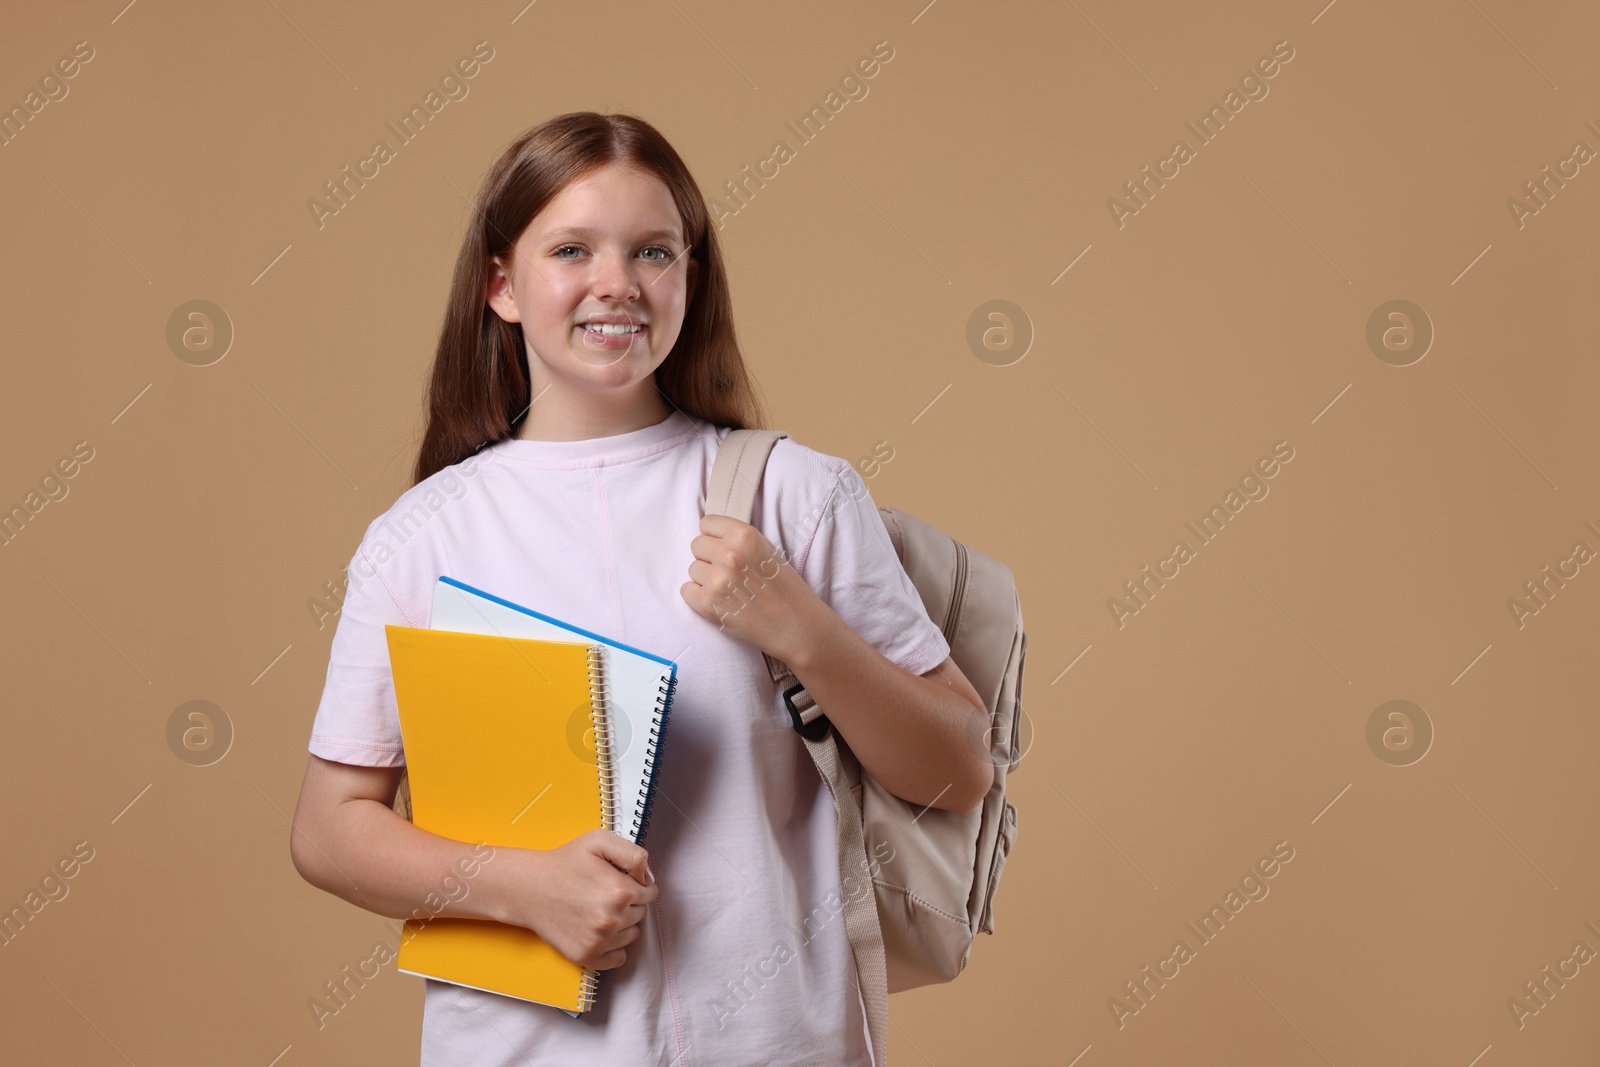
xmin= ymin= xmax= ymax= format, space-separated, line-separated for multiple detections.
xmin=485 ymin=408 xmax=703 ymax=468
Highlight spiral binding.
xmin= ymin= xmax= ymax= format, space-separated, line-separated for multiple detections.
xmin=578 ymin=654 xmax=673 ymax=1013
xmin=576 ymin=966 xmax=600 ymax=1011
xmin=587 ymin=645 xmax=617 ymax=834
xmin=629 ymin=669 xmax=677 ymax=845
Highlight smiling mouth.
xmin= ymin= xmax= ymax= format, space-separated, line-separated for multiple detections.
xmin=579 ymin=323 xmax=647 ymax=336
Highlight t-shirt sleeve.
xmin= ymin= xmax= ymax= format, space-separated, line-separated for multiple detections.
xmin=306 ymin=533 xmax=416 ymax=768
xmin=794 ymin=458 xmax=951 ymax=677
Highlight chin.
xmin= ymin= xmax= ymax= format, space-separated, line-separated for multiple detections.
xmin=578 ymin=355 xmax=659 ymax=387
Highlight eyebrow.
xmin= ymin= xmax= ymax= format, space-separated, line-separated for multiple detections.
xmin=541 ymin=226 xmax=684 ymax=244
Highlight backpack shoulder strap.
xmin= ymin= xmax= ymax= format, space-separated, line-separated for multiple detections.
xmin=704 ymin=425 xmax=890 ymax=1067
xmin=706 ymin=428 xmax=798 ymax=688
xmin=705 ymin=427 xmax=789 ymax=522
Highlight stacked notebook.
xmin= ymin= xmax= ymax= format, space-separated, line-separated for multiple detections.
xmin=383 ymin=577 xmax=678 ymax=1015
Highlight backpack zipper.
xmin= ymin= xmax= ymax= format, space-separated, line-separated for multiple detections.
xmin=942 ymin=542 xmax=969 ymax=642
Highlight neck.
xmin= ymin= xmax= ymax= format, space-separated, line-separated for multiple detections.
xmin=513 ymin=383 xmax=676 ymax=443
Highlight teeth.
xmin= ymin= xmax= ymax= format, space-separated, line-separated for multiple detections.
xmin=583 ymin=323 xmax=643 ymax=335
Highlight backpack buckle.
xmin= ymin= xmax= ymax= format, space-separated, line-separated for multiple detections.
xmin=783 ymin=681 xmax=830 ymax=742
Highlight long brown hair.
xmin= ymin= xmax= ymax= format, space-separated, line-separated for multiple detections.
xmin=412 ymin=111 xmax=769 ymax=485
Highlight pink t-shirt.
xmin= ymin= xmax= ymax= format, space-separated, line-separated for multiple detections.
xmin=307 ymin=408 xmax=951 ymax=1066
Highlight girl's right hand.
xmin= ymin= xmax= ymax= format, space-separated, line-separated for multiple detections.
xmin=493 ymin=829 xmax=658 ymax=971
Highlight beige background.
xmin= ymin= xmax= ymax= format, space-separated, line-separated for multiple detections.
xmin=2 ymin=0 xmax=1596 ymax=1063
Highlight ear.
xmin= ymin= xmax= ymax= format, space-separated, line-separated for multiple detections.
xmin=485 ymin=255 xmax=521 ymax=324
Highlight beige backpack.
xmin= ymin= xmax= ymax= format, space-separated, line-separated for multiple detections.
xmin=705 ymin=429 xmax=1026 ymax=1067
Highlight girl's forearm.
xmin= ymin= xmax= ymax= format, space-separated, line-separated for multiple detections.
xmin=294 ymin=798 xmax=517 ymax=926
xmin=783 ymin=602 xmax=991 ymax=813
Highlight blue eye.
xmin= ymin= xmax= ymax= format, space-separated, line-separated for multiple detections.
xmin=552 ymin=244 xmax=676 ymax=261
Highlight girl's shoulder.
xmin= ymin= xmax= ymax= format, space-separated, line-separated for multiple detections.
xmin=345 ymin=446 xmax=503 ymax=580
xmin=707 ymin=425 xmax=876 ymax=568
xmin=709 ymin=424 xmax=859 ymax=508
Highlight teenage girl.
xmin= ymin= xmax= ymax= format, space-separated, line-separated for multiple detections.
xmin=290 ymin=111 xmax=990 ymax=1067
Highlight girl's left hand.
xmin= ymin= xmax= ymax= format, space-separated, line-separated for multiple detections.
xmin=680 ymin=514 xmax=822 ymax=664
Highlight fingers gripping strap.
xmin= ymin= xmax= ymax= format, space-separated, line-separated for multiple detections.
xmin=708 ymin=429 xmax=801 ymax=699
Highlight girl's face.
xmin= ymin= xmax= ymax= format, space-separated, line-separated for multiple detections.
xmin=486 ymin=162 xmax=698 ymax=400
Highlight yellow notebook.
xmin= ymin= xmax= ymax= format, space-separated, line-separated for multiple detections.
xmin=384 ymin=624 xmax=616 ymax=1014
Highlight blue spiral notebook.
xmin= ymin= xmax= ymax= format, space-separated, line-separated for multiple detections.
xmin=428 ymin=576 xmax=678 ymax=846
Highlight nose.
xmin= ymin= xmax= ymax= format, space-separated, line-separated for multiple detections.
xmin=592 ymin=249 xmax=641 ymax=305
